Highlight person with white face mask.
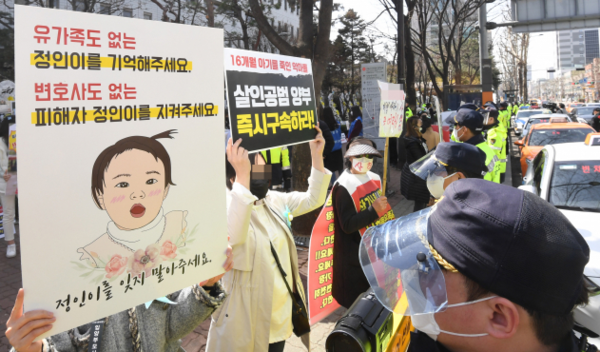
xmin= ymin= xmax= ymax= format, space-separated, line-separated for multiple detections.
xmin=359 ymin=180 xmax=594 ymax=352
xmin=330 ymin=137 xmax=395 ymax=309
xmin=450 ymin=104 xmax=500 ymax=183
xmin=410 ymin=142 xmax=488 ymax=199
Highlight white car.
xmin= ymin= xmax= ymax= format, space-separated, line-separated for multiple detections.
xmin=514 ymin=109 xmax=551 ymax=135
xmin=520 ymin=133 xmax=600 ymax=343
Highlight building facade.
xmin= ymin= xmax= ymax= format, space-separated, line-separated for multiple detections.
xmin=556 ymin=29 xmax=600 ymax=70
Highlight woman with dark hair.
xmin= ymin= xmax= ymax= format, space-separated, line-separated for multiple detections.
xmin=347 ymin=106 xmax=364 ymax=140
xmin=321 ymin=107 xmax=344 ymax=183
xmin=0 ymin=115 xmax=16 ymax=258
xmin=400 ymin=117 xmax=431 ymax=212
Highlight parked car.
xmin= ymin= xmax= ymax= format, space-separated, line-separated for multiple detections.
xmin=566 ymin=102 xmax=585 ymax=113
xmin=571 ymin=106 xmax=600 ymax=125
xmin=521 ymin=114 xmax=574 ymax=138
xmin=519 ymin=133 xmax=600 ymax=343
xmin=514 ymin=118 xmax=595 ymax=175
xmin=514 ymin=109 xmax=552 ymax=135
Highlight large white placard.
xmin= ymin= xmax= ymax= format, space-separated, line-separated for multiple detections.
xmin=15 ymin=5 xmax=227 ymax=337
xmin=361 ymin=62 xmax=387 ymax=147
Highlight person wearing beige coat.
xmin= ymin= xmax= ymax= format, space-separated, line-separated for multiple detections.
xmin=207 ymin=130 xmax=331 ymax=352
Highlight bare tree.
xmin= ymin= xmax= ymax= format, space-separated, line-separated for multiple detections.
xmin=247 ymin=0 xmax=333 ymax=234
xmin=411 ymin=0 xmax=485 ymax=106
xmin=376 ymin=0 xmax=418 ymax=109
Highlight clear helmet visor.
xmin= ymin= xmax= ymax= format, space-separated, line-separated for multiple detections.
xmin=359 ymin=208 xmax=448 ymax=316
xmin=409 ymin=151 xmax=450 ymax=181
xmin=481 ymin=110 xmax=491 ymax=125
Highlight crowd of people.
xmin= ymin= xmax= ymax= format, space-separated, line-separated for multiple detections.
xmin=3 ymin=97 xmax=597 ymax=352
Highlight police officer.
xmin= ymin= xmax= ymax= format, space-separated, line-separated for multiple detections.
xmin=450 ymin=104 xmax=499 ymax=183
xmin=483 ymin=104 xmax=507 ymax=184
xmin=359 ymin=179 xmax=594 ymax=352
xmin=410 ymin=142 xmax=487 ymax=199
xmin=406 ymin=103 xmax=414 ymax=119
xmin=498 ymin=101 xmax=511 ymax=130
xmin=260 ymin=146 xmax=292 ymax=191
xmin=512 ymin=101 xmax=519 ymax=117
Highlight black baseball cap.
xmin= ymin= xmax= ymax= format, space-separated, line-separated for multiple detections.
xmin=410 ymin=142 xmax=487 ymax=180
xmin=429 ymin=179 xmax=590 ymax=315
xmin=454 ymin=104 xmax=484 ymax=132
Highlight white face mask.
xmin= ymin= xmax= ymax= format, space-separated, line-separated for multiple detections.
xmin=352 ymin=157 xmax=373 ymax=174
xmin=427 ymin=172 xmax=457 ymax=199
xmin=411 ymin=296 xmax=497 ymax=341
xmin=452 ymin=126 xmax=465 ymax=141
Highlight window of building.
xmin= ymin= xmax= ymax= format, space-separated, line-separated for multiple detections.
xmin=143 ymin=12 xmax=152 ymax=20
xmin=284 ymin=0 xmax=287 ymax=10
xmin=123 ymin=8 xmax=133 ymax=17
xmin=99 ymin=3 xmax=110 ymax=14
xmin=52 ymin=0 xmax=60 ymax=8
xmin=74 ymin=0 xmax=85 ymax=11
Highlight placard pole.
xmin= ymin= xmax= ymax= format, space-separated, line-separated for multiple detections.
xmin=382 ymin=137 xmax=389 ymax=194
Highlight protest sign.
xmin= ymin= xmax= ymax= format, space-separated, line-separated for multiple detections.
xmin=225 ymin=48 xmax=317 ymax=152
xmin=361 ymin=62 xmax=386 ymax=148
xmin=378 ymin=82 xmax=405 ymax=138
xmin=307 ymin=194 xmax=339 ymax=324
xmin=15 ymin=5 xmax=226 ymax=338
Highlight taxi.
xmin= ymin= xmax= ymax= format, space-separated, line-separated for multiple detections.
xmin=519 ymin=133 xmax=600 ymax=342
xmin=514 ymin=117 xmax=595 ymax=175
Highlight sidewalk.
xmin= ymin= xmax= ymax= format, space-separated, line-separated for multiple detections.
xmin=0 ymin=226 xmax=22 ymax=352
xmin=0 ymin=166 xmax=412 ymax=352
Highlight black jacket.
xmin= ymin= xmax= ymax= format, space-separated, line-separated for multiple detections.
xmin=400 ymin=136 xmax=430 ymax=203
xmin=331 ymin=179 xmax=380 ymax=308
xmin=407 ymin=330 xmax=594 ymax=352
xmin=592 ymin=115 xmax=600 ymax=132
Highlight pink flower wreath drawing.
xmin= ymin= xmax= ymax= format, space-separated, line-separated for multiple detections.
xmin=72 ymin=130 xmax=198 ymax=283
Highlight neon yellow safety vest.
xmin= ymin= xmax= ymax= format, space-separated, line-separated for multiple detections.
xmin=406 ymin=107 xmax=413 ymax=118
xmin=477 ymin=141 xmax=500 ymax=183
xmin=487 ymin=124 xmax=507 ymax=176
xmin=261 ymin=147 xmax=290 ymax=170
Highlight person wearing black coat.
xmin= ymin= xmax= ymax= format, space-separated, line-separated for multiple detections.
xmin=331 ymin=137 xmax=390 ymax=308
xmin=591 ymin=108 xmax=600 ymax=132
xmin=401 ymin=117 xmax=431 ymax=212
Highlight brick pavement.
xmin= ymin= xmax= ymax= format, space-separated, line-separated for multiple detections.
xmin=0 ymin=225 xmax=21 ymax=352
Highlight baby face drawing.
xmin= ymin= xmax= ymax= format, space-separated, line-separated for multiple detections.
xmin=98 ymin=149 xmax=169 ymax=230
xmin=91 ymin=130 xmax=176 ymax=231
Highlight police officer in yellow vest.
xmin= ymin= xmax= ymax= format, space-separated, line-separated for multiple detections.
xmin=498 ymin=101 xmax=511 ymax=131
xmin=483 ymin=103 xmax=508 ymax=184
xmin=260 ymin=146 xmax=292 ymax=191
xmin=450 ymin=104 xmax=500 ymax=183
xmin=406 ymin=104 xmax=414 ymax=119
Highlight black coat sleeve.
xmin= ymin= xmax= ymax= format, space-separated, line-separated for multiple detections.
xmin=592 ymin=116 xmax=600 ymax=132
xmin=334 ymin=186 xmax=380 ymax=234
xmin=405 ymin=138 xmax=427 ymax=163
xmin=319 ymin=120 xmax=335 ymax=159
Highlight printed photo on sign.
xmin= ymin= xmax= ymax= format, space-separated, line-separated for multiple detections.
xmin=225 ymin=48 xmax=317 ymax=152
xmin=15 ymin=5 xmax=226 ymax=337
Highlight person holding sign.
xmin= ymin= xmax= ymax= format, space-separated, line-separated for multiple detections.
xmin=5 ymin=252 xmax=233 ymax=352
xmin=0 ymin=115 xmax=17 ymax=258
xmin=208 ymin=127 xmax=330 ymax=352
xmin=330 ymin=137 xmax=395 ymax=309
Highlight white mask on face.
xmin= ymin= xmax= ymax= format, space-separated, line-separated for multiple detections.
xmin=352 ymin=157 xmax=373 ymax=174
xmin=452 ymin=126 xmax=465 ymax=141
xmin=411 ymin=296 xmax=498 ymax=341
xmin=427 ymin=172 xmax=457 ymax=199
